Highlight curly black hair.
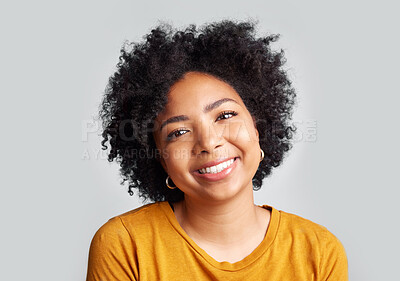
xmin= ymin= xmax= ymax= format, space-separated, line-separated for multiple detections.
xmin=99 ymin=20 xmax=296 ymax=203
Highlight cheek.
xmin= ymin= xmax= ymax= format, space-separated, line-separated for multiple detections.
xmin=169 ymin=148 xmax=191 ymax=163
xmin=161 ymin=143 xmax=192 ymax=174
xmin=224 ymin=119 xmax=259 ymax=143
xmin=224 ymin=119 xmax=260 ymax=169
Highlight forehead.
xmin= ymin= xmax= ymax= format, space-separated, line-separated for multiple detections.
xmin=161 ymin=72 xmax=244 ymax=115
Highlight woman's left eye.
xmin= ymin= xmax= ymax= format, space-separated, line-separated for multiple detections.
xmin=216 ymin=111 xmax=238 ymax=121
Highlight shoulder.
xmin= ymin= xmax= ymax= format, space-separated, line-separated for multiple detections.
xmin=275 ymin=207 xmax=348 ymax=280
xmin=91 ymin=201 xmax=171 ymax=249
xmin=87 ymin=204 xmax=166 ymax=281
xmin=280 ymin=209 xmax=327 ymax=234
xmin=278 ymin=209 xmax=344 ymax=247
xmin=87 ymin=203 xmax=167 ymax=277
xmin=117 ymin=201 xmax=165 ymax=220
xmin=93 ymin=202 xmax=166 ymax=241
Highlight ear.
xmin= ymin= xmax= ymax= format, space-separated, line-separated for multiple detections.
xmin=252 ymin=116 xmax=259 ymax=140
xmin=154 ymin=147 xmax=169 ymax=174
xmin=158 ymin=156 xmax=168 ymax=174
xmin=152 ymin=127 xmax=169 ymax=174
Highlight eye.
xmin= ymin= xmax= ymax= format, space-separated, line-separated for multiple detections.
xmin=167 ymin=128 xmax=190 ymax=141
xmin=216 ymin=111 xmax=238 ymax=121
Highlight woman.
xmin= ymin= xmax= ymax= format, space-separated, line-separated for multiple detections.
xmin=86 ymin=20 xmax=348 ymax=280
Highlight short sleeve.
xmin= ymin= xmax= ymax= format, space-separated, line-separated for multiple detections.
xmin=86 ymin=217 xmax=138 ymax=281
xmin=319 ymin=229 xmax=348 ymax=281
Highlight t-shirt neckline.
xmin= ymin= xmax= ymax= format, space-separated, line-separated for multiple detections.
xmin=159 ymin=201 xmax=281 ymax=271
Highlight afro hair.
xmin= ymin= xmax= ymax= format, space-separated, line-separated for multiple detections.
xmin=99 ymin=20 xmax=296 ymax=202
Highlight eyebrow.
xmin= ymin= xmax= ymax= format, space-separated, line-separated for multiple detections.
xmin=204 ymin=98 xmax=238 ymax=113
xmin=159 ymin=98 xmax=238 ymax=131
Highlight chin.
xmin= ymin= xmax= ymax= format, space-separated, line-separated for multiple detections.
xmin=196 ymin=182 xmax=252 ymax=203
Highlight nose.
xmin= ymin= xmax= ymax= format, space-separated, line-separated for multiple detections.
xmin=192 ymin=122 xmax=225 ymax=155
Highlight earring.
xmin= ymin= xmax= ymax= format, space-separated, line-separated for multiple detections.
xmin=166 ymin=175 xmax=176 ymax=189
xmin=260 ymin=149 xmax=264 ymax=162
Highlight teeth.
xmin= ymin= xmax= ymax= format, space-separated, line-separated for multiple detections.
xmin=198 ymin=158 xmax=235 ymax=174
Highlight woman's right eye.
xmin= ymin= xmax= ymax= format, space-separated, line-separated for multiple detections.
xmin=167 ymin=129 xmax=190 ymax=140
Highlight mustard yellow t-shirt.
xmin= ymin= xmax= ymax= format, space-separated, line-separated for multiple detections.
xmin=86 ymin=201 xmax=348 ymax=281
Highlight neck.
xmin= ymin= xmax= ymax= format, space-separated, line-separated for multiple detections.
xmin=173 ymin=188 xmax=262 ymax=246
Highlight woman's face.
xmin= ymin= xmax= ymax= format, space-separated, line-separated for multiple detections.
xmin=153 ymin=72 xmax=261 ymax=203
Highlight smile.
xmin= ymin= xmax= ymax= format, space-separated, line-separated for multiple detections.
xmin=198 ymin=158 xmax=235 ymax=174
xmin=193 ymin=157 xmax=238 ymax=182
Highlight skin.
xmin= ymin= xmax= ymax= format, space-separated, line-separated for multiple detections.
xmin=153 ymin=72 xmax=271 ymax=263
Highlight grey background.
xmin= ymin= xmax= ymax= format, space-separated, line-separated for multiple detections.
xmin=1 ymin=0 xmax=399 ymax=280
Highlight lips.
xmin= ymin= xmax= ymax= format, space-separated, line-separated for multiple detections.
xmin=198 ymin=158 xmax=235 ymax=174
xmin=192 ymin=157 xmax=239 ymax=181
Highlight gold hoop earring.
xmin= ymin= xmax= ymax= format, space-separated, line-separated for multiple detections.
xmin=166 ymin=175 xmax=176 ymax=189
xmin=260 ymin=149 xmax=264 ymax=162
